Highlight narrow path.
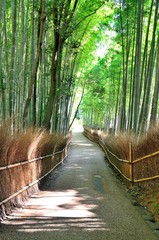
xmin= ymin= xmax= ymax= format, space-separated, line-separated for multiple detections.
xmin=0 ymin=131 xmax=158 ymax=240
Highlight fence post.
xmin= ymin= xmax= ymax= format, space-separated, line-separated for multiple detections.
xmin=129 ymin=142 xmax=134 ymax=186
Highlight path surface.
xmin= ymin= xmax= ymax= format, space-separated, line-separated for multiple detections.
xmin=0 ymin=131 xmax=158 ymax=240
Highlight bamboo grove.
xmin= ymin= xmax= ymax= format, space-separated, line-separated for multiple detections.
xmin=1 ymin=0 xmax=159 ymax=134
xmin=81 ymin=0 xmax=159 ymax=134
xmin=0 ymin=0 xmax=106 ymax=133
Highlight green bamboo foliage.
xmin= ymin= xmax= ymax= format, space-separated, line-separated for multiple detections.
xmin=1 ymin=0 xmax=158 ymax=134
xmin=81 ymin=0 xmax=159 ymax=134
xmin=0 ymin=0 xmax=106 ymax=133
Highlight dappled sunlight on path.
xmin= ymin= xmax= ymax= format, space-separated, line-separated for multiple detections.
xmin=3 ymin=188 xmax=109 ymax=233
xmin=9 ymin=189 xmax=97 ymax=218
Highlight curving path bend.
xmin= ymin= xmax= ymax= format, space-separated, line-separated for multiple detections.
xmin=0 ymin=130 xmax=158 ymax=240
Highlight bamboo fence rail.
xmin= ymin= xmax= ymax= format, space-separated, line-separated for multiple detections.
xmin=0 ymin=148 xmax=67 ymax=171
xmin=0 ymin=140 xmax=71 ymax=208
xmin=84 ymin=127 xmax=159 ymax=185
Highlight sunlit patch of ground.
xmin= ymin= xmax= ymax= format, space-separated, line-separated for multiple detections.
xmin=2 ymin=189 xmax=109 ymax=233
xmin=7 ymin=190 xmax=97 ymax=218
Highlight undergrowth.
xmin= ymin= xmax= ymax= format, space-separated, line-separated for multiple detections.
xmin=101 ymin=122 xmax=159 ymax=160
xmin=0 ymin=126 xmax=69 ymax=166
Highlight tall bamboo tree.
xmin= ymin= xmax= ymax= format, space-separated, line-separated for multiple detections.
xmin=23 ymin=0 xmax=45 ymax=128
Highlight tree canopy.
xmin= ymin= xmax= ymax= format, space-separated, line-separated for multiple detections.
xmin=0 ymin=0 xmax=159 ymax=134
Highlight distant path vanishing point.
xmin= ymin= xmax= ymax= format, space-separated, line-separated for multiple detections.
xmin=0 ymin=130 xmax=158 ymax=240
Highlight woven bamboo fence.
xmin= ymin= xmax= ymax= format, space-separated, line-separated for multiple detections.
xmin=0 ymin=134 xmax=71 ymax=220
xmin=83 ymin=127 xmax=159 ymax=186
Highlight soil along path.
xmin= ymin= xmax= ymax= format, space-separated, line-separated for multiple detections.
xmin=0 ymin=130 xmax=158 ymax=240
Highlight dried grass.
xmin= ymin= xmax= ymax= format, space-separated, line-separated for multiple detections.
xmin=134 ymin=123 xmax=159 ymax=158
xmin=84 ymin=124 xmax=159 ymax=187
xmin=6 ymin=128 xmax=41 ymax=164
xmin=102 ymin=124 xmax=159 ymax=161
xmin=0 ymin=124 xmax=70 ymax=209
xmin=0 ymin=124 xmax=69 ymax=172
xmin=103 ymin=132 xmax=137 ymax=160
xmin=0 ymin=125 xmax=12 ymax=165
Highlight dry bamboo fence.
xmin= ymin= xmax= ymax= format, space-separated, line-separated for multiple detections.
xmin=0 ymin=137 xmax=71 ymax=220
xmin=83 ymin=127 xmax=159 ymax=186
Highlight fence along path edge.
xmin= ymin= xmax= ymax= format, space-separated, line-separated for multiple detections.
xmin=84 ymin=128 xmax=159 ymax=185
xmin=0 ymin=141 xmax=71 ymax=207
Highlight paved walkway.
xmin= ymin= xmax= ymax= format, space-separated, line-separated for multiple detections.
xmin=0 ymin=130 xmax=158 ymax=240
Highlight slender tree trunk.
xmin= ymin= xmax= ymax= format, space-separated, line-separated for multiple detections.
xmin=3 ymin=0 xmax=9 ymax=121
xmin=114 ymin=70 xmax=121 ymax=133
xmin=18 ymin=0 xmax=25 ymax=125
xmin=0 ymin=0 xmax=6 ymax=121
xmin=127 ymin=22 xmax=136 ymax=131
xmin=23 ymin=0 xmax=45 ymax=128
xmin=119 ymin=1 xmax=126 ymax=130
xmin=23 ymin=0 xmax=29 ymax=108
xmin=139 ymin=0 xmax=158 ymax=132
xmin=43 ymin=29 xmax=60 ymax=130
xmin=150 ymin=34 xmax=159 ymax=123
xmin=43 ymin=0 xmax=60 ymax=130
xmin=132 ymin=0 xmax=144 ymax=132
xmin=10 ymin=0 xmax=17 ymax=118
xmin=138 ymin=0 xmax=154 ymax=131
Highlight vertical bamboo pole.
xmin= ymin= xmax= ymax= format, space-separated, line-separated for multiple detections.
xmin=129 ymin=142 xmax=134 ymax=186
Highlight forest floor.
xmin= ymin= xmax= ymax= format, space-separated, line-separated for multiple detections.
xmin=137 ymin=187 xmax=159 ymax=222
